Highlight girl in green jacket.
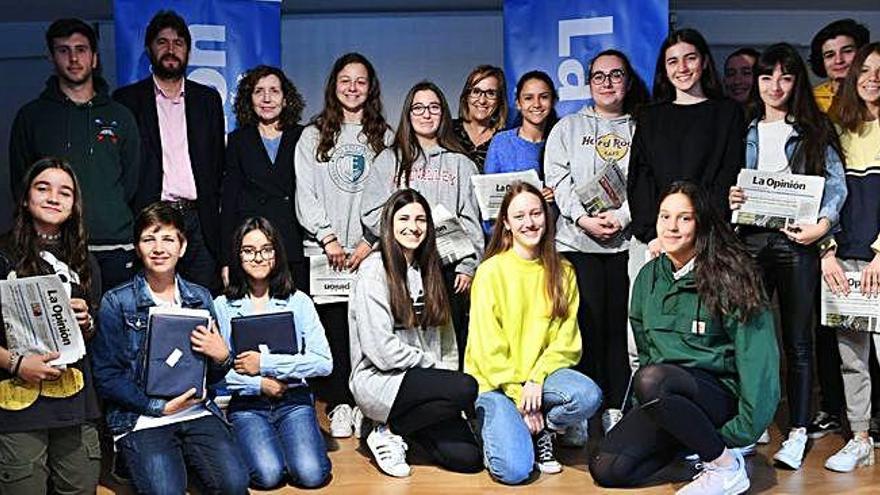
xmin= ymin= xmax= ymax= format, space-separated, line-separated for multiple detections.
xmin=590 ymin=182 xmax=780 ymax=495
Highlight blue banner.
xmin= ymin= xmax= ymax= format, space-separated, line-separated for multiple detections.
xmin=503 ymin=0 xmax=668 ymax=118
xmin=114 ymin=0 xmax=281 ymax=132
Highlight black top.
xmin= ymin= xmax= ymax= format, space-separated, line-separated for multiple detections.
xmin=220 ymin=125 xmax=306 ymax=265
xmin=113 ymin=78 xmax=225 ymax=257
xmin=627 ymin=99 xmax=745 ymax=243
xmin=0 ymin=238 xmax=101 ymax=433
xmin=452 ymin=118 xmax=492 ymax=172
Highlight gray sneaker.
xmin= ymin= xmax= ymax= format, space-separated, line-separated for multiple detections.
xmin=677 ymin=449 xmax=750 ymax=495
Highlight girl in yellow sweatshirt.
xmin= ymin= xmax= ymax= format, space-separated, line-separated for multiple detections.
xmin=465 ymin=182 xmax=602 ymax=484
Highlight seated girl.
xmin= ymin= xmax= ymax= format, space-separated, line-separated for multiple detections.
xmin=91 ymin=202 xmax=249 ymax=495
xmin=465 ymin=182 xmax=602 ymax=485
xmin=214 ymin=217 xmax=332 ymax=488
xmin=349 ymin=189 xmax=482 ymax=478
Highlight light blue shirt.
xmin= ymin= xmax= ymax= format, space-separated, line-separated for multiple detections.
xmin=214 ymin=291 xmax=333 ymax=396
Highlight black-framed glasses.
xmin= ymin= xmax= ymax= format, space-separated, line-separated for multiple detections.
xmin=468 ymin=87 xmax=499 ymax=100
xmin=410 ymin=103 xmax=442 ymax=116
xmin=240 ymin=246 xmax=275 ymax=262
xmin=590 ymin=69 xmax=626 ymax=86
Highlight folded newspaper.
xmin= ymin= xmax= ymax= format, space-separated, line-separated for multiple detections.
xmin=433 ymin=204 xmax=476 ymax=266
xmin=471 ymin=170 xmax=543 ymax=221
xmin=309 ymin=255 xmax=357 ymax=304
xmin=0 ymin=275 xmax=85 ymax=366
xmin=732 ymin=170 xmax=825 ymax=229
xmin=575 ymin=161 xmax=627 ymax=216
xmin=821 ymin=273 xmax=880 ymax=333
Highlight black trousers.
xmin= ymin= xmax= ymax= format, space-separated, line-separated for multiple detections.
xmin=309 ymin=302 xmax=355 ymax=410
xmin=742 ymin=229 xmax=816 ymax=427
xmin=387 ymin=368 xmax=482 ymax=473
xmin=178 ymin=209 xmax=221 ymax=294
xmin=564 ymin=251 xmax=630 ymax=407
xmin=442 ymin=265 xmax=471 ymax=369
xmin=590 ymin=364 xmax=737 ymax=488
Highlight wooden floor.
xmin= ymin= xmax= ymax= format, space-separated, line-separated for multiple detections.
xmin=98 ymin=408 xmax=880 ymax=494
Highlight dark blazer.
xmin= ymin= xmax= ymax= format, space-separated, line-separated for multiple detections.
xmin=112 ymin=78 xmax=224 ymax=257
xmin=220 ymin=125 xmax=305 ymax=266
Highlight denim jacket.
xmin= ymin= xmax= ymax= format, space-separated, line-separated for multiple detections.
xmin=745 ymin=118 xmax=847 ymax=227
xmin=91 ymin=272 xmax=229 ymax=436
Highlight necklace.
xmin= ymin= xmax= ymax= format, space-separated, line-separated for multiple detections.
xmin=36 ymin=231 xmax=61 ymax=241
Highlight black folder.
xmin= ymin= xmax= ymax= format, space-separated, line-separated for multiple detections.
xmin=145 ymin=311 xmax=209 ymax=398
xmin=231 ymin=312 xmax=298 ymax=356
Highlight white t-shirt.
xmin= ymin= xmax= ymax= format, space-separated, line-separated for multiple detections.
xmin=757 ymin=119 xmax=794 ymax=173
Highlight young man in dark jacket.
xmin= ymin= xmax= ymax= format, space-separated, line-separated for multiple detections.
xmin=9 ymin=18 xmax=141 ymax=292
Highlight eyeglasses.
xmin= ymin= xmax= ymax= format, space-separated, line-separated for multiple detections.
xmin=240 ymin=246 xmax=275 ymax=262
xmin=410 ymin=103 xmax=442 ymax=116
xmin=468 ymin=87 xmax=499 ymax=100
xmin=590 ymin=69 xmax=626 ymax=86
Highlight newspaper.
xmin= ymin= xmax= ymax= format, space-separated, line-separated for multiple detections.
xmin=575 ymin=161 xmax=627 ymax=216
xmin=821 ymin=273 xmax=880 ymax=333
xmin=731 ymin=170 xmax=825 ymax=229
xmin=309 ymin=256 xmax=356 ymax=304
xmin=0 ymin=275 xmax=85 ymax=366
xmin=433 ymin=204 xmax=476 ymax=266
xmin=471 ymin=170 xmax=543 ymax=221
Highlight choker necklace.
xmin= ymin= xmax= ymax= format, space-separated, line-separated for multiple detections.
xmin=36 ymin=231 xmax=61 ymax=241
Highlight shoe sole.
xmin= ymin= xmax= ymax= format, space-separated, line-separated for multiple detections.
xmin=726 ymin=477 xmax=750 ymax=495
xmin=537 ymin=464 xmax=562 ymax=474
xmin=773 ymin=453 xmax=802 ymax=470
xmin=366 ymin=434 xmax=411 ymax=478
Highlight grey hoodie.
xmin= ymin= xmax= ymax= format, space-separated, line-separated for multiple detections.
xmin=348 ymin=252 xmax=458 ymax=422
xmin=361 ymin=145 xmax=484 ymax=277
xmin=544 ymin=105 xmax=635 ymax=253
xmin=294 ymin=123 xmax=392 ymax=251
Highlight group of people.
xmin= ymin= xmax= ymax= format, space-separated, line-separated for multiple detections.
xmin=0 ymin=8 xmax=878 ymax=495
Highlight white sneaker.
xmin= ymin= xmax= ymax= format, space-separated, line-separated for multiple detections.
xmin=824 ymin=437 xmax=875 ymax=472
xmin=352 ymin=406 xmax=365 ymax=439
xmin=676 ymin=449 xmax=750 ymax=495
xmin=328 ymin=404 xmax=353 ymax=438
xmin=602 ymin=408 xmax=624 ymax=434
xmin=774 ymin=428 xmax=808 ymax=469
xmin=757 ymin=429 xmax=771 ymax=445
xmin=733 ymin=443 xmax=756 ymax=457
xmin=558 ymin=418 xmax=589 ymax=448
xmin=535 ymin=429 xmax=562 ymax=474
xmin=367 ymin=424 xmax=411 ymax=477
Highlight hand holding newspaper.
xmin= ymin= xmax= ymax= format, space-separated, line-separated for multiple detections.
xmin=821 ymin=272 xmax=880 ymax=333
xmin=0 ymin=275 xmax=85 ymax=366
xmin=574 ymin=161 xmax=627 ymax=216
xmin=433 ymin=204 xmax=476 ymax=266
xmin=309 ymin=255 xmax=357 ymax=303
xmin=731 ymin=170 xmax=825 ymax=229
xmin=471 ymin=170 xmax=543 ymax=221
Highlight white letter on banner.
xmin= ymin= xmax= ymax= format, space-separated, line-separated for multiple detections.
xmin=557 ymin=16 xmax=614 ymax=101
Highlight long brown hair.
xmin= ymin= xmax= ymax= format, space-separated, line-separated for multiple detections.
xmin=12 ymin=158 xmax=92 ymax=299
xmin=457 ymin=65 xmax=508 ymax=132
xmin=392 ymin=81 xmax=467 ymax=187
xmin=485 ymin=182 xmax=570 ymax=320
xmin=830 ymin=43 xmax=880 ymax=134
xmin=233 ymin=65 xmax=304 ymax=131
xmin=659 ymin=182 xmax=767 ymax=322
xmin=224 ymin=217 xmax=294 ymax=301
xmin=379 ymin=189 xmax=449 ymax=328
xmin=313 ymin=53 xmax=388 ymax=162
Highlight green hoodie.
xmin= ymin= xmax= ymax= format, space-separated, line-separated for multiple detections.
xmin=630 ymin=255 xmax=781 ymax=447
xmin=9 ymin=76 xmax=140 ymax=244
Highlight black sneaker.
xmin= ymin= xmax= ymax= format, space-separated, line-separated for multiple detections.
xmin=535 ymin=429 xmax=562 ymax=474
xmin=806 ymin=411 xmax=841 ymax=439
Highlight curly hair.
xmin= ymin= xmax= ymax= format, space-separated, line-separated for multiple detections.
xmin=313 ymin=53 xmax=388 ymax=162
xmin=233 ymin=65 xmax=304 ymax=130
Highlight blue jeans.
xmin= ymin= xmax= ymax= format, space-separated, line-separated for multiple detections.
xmin=476 ymin=368 xmax=602 ymax=485
xmin=228 ymin=389 xmax=331 ymax=489
xmin=116 ymin=415 xmax=249 ymax=495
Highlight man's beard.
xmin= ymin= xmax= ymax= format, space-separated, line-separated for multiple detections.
xmin=150 ymin=53 xmax=187 ymax=80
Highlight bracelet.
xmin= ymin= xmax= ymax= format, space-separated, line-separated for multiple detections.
xmin=321 ymin=236 xmax=338 ymax=248
xmin=5 ymin=351 xmax=20 ymax=374
xmin=11 ymin=355 xmax=24 ymax=377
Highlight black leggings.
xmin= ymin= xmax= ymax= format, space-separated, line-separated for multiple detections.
xmin=387 ymin=368 xmax=482 ymax=473
xmin=442 ymin=265 xmax=471 ymax=368
xmin=742 ymin=229 xmax=816 ymax=427
xmin=590 ymin=364 xmax=737 ymax=488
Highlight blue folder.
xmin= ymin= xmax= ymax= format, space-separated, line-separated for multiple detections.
xmin=145 ymin=312 xmax=208 ymax=398
xmin=231 ymin=312 xmax=298 ymax=356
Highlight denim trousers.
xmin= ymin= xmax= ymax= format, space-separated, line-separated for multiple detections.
xmin=475 ymin=368 xmax=602 ymax=485
xmin=228 ymin=388 xmax=331 ymax=489
xmin=116 ymin=415 xmax=249 ymax=495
